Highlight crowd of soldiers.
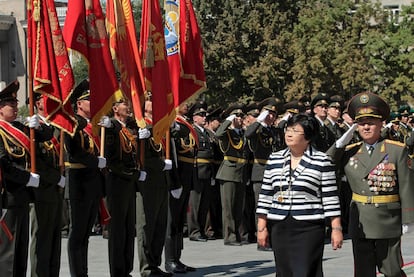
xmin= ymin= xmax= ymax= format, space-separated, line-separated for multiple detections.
xmin=0 ymin=77 xmax=414 ymax=277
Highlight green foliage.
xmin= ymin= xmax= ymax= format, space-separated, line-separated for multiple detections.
xmin=193 ymin=0 xmax=414 ymax=110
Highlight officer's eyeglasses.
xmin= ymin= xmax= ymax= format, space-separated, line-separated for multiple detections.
xmin=284 ymin=127 xmax=304 ymax=135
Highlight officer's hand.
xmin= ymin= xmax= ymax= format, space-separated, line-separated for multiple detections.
xmin=171 ymin=187 xmax=183 ymax=199
xmin=257 ymin=110 xmax=269 ymax=123
xmin=97 ymin=156 xmax=107 ymax=169
xmin=26 ymin=172 xmax=40 ymax=188
xmin=138 ymin=170 xmax=147 ymax=181
xmin=226 ymin=114 xmax=236 ymax=122
xmin=98 ymin=116 xmax=112 ymax=128
xmin=335 ymin=123 xmax=358 ymax=148
xmin=384 ymin=122 xmax=393 ymax=129
xmin=138 ymin=128 xmax=151 ymax=139
xmin=281 ymin=112 xmax=291 ymax=122
xmin=0 ymin=209 xmax=7 ymax=221
xmin=163 ymin=159 xmax=172 ymax=171
xmin=57 ymin=175 xmax=66 ymax=188
xmin=27 ymin=115 xmax=40 ymax=129
xmin=402 ymin=223 xmax=414 ymax=234
xmin=211 ymin=178 xmax=216 ymax=186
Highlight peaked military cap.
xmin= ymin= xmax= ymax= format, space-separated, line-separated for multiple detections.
xmin=206 ymin=107 xmax=223 ymax=121
xmin=398 ymin=105 xmax=411 ymax=116
xmin=311 ymin=93 xmax=329 ymax=108
xmin=259 ymin=97 xmax=282 ymax=114
xmin=329 ymin=95 xmax=344 ymax=109
xmin=222 ymin=102 xmax=245 ymax=118
xmin=283 ymin=100 xmax=304 ymax=114
xmin=246 ymin=102 xmax=260 ymax=117
xmin=188 ymin=101 xmax=208 ymax=117
xmin=299 ymin=95 xmax=311 ymax=108
xmin=71 ymin=79 xmax=90 ymax=103
xmin=26 ymin=92 xmax=42 ymax=105
xmin=0 ymin=80 xmax=19 ymax=103
xmin=347 ymin=92 xmax=390 ymax=121
xmin=389 ymin=112 xmax=400 ymax=123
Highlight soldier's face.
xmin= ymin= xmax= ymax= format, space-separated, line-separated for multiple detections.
xmin=356 ymin=117 xmax=382 ymax=145
xmin=0 ymin=101 xmax=18 ymax=122
xmin=313 ymin=105 xmax=328 ymax=120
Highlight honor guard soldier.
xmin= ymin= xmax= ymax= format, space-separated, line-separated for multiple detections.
xmin=245 ymin=97 xmax=285 ymax=250
xmin=186 ymin=101 xmax=213 ymax=242
xmin=136 ymin=98 xmax=174 ymax=277
xmin=30 ymin=93 xmax=66 ymax=277
xmin=325 ymin=95 xmax=346 ymax=140
xmin=99 ymin=98 xmax=148 ymax=277
xmin=328 ymin=92 xmax=414 ymax=277
xmin=311 ymin=93 xmax=336 ymax=151
xmin=277 ymin=100 xmax=304 ymax=129
xmin=164 ymin=102 xmax=196 ymax=274
xmin=0 ymin=80 xmax=43 ymax=276
xmin=65 ymin=79 xmax=107 ymax=277
xmin=215 ymin=102 xmax=247 ymax=246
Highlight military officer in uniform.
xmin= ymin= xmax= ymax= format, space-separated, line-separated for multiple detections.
xmin=328 ymin=91 xmax=414 ymax=277
xmin=245 ymin=97 xmax=285 ymax=250
xmin=164 ymin=102 xmax=196 ymax=274
xmin=65 ymin=79 xmax=107 ymax=277
xmin=0 ymin=80 xmax=42 ymax=276
xmin=311 ymin=93 xmax=336 ymax=151
xmin=215 ymin=103 xmax=247 ymax=246
xmin=30 ymin=93 xmax=66 ymax=277
xmin=325 ymin=95 xmax=345 ymax=140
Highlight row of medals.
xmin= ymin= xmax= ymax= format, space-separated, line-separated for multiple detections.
xmin=367 ymin=161 xmax=396 ymax=193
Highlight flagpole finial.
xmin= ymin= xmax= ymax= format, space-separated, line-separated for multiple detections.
xmin=33 ymin=0 xmax=40 ymax=22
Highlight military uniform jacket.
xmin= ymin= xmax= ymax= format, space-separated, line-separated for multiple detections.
xmin=34 ymin=123 xmax=62 ymax=203
xmin=173 ymin=116 xmax=196 ymax=186
xmin=65 ymin=115 xmax=103 ymax=200
xmin=328 ymin=139 xmax=414 ymax=238
xmin=314 ymin=117 xmax=336 ymax=152
xmin=0 ymin=120 xmax=52 ymax=206
xmin=245 ymin=122 xmax=285 ymax=182
xmin=194 ymin=125 xmax=214 ymax=180
xmin=215 ymin=120 xmax=247 ymax=183
xmin=324 ymin=119 xmax=345 ymax=140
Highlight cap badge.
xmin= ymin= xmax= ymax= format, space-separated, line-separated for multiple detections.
xmin=359 ymin=94 xmax=369 ymax=104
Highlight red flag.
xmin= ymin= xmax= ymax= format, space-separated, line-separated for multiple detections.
xmin=165 ymin=0 xmax=207 ymax=107
xmin=140 ymin=0 xmax=176 ymax=144
xmin=27 ymin=0 xmax=77 ymax=135
xmin=63 ymin=0 xmax=123 ymax=133
xmin=106 ymin=0 xmax=146 ymax=128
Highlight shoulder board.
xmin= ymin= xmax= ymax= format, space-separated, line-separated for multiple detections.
xmin=384 ymin=139 xmax=405 ymax=147
xmin=345 ymin=141 xmax=363 ymax=150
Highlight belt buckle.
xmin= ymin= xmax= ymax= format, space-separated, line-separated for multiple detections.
xmin=366 ymin=196 xmax=372 ymax=204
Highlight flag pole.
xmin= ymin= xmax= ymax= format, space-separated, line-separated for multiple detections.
xmin=27 ymin=2 xmax=36 ymax=173
xmin=100 ymin=126 xmax=105 ymax=157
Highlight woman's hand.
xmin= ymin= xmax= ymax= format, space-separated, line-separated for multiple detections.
xmin=330 ymin=217 xmax=343 ymax=250
xmin=257 ymin=216 xmax=269 ymax=248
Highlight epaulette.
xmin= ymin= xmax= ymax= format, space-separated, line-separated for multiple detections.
xmin=345 ymin=141 xmax=363 ymax=150
xmin=384 ymin=139 xmax=405 ymax=148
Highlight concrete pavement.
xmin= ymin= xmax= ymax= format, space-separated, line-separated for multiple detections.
xmin=57 ymin=231 xmax=414 ymax=276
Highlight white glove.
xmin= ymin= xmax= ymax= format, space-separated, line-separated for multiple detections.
xmin=171 ymin=187 xmax=183 ymax=199
xmin=138 ymin=128 xmax=151 ymax=139
xmin=211 ymin=178 xmax=216 ymax=186
xmin=384 ymin=122 xmax=393 ymax=129
xmin=57 ymin=175 xmax=66 ymax=188
xmin=170 ymin=121 xmax=180 ymax=131
xmin=163 ymin=159 xmax=172 ymax=171
xmin=402 ymin=223 xmax=414 ymax=234
xmin=0 ymin=209 xmax=7 ymax=221
xmin=138 ymin=170 xmax=147 ymax=181
xmin=26 ymin=172 xmax=40 ymax=188
xmin=335 ymin=123 xmax=358 ymax=148
xmin=281 ymin=112 xmax=292 ymax=122
xmin=257 ymin=110 xmax=269 ymax=123
xmin=226 ymin=114 xmax=236 ymax=122
xmin=27 ymin=115 xmax=40 ymax=129
xmin=98 ymin=116 xmax=112 ymax=128
xmin=97 ymin=156 xmax=107 ymax=169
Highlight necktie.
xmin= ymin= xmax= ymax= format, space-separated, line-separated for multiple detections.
xmin=368 ymin=146 xmax=374 ymax=156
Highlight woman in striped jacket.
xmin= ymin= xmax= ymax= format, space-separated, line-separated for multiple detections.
xmin=256 ymin=113 xmax=343 ymax=277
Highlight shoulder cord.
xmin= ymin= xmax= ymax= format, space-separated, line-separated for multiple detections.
xmin=179 ymin=133 xmax=196 ymax=154
xmin=119 ymin=127 xmax=137 ymax=154
xmin=80 ymin=130 xmax=95 ymax=155
xmin=0 ymin=129 xmax=26 ymax=158
xmin=150 ymin=137 xmax=163 ymax=152
xmin=227 ymin=131 xmax=243 ymax=150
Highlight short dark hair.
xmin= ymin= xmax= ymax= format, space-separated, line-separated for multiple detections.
xmin=286 ymin=113 xmax=320 ymax=142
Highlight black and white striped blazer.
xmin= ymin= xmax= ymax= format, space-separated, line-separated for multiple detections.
xmin=256 ymin=146 xmax=341 ymax=221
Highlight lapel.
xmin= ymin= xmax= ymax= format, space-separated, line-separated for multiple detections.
xmin=356 ymin=141 xmax=387 ymax=177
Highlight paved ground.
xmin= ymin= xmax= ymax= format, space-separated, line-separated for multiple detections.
xmin=55 ymin=231 xmax=414 ymax=277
